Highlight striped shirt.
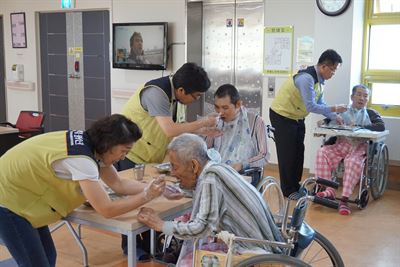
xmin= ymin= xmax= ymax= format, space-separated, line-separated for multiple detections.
xmin=163 ymin=161 xmax=283 ymax=256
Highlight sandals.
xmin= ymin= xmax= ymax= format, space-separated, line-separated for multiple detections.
xmin=316 ymin=188 xmax=336 ymax=200
xmin=338 ymin=202 xmax=351 ymax=216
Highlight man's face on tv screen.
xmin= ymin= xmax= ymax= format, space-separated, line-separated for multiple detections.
xmin=131 ymin=36 xmax=143 ymax=54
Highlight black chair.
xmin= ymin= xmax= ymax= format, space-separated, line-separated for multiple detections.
xmin=0 ymin=111 xmax=45 ymax=156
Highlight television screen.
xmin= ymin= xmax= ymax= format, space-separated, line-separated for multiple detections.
xmin=112 ymin=22 xmax=168 ymax=70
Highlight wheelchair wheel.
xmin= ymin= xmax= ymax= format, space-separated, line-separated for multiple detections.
xmin=274 ymin=224 xmax=344 ymax=267
xmin=370 ymin=143 xmax=389 ymax=199
xmin=155 ymin=233 xmax=182 ymax=262
xmin=357 ymin=188 xmax=369 ymax=209
xmin=295 ymin=231 xmax=344 ymax=267
xmin=256 ymin=176 xmax=278 ymax=192
xmin=236 ymin=254 xmax=311 ymax=267
xmin=257 ymin=176 xmax=285 ymax=217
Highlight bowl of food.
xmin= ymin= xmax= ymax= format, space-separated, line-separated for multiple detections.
xmin=154 ymin=162 xmax=171 ymax=174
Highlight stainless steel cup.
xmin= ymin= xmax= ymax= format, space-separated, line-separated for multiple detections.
xmin=132 ymin=164 xmax=145 ymax=181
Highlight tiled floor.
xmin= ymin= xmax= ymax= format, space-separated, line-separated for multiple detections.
xmin=1 ymin=181 xmax=400 ymax=267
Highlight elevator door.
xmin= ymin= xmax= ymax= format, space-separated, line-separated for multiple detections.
xmin=202 ymin=0 xmax=263 ymax=115
xmin=40 ymin=11 xmax=110 ymax=132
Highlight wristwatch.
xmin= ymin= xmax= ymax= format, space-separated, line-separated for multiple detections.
xmin=316 ymin=0 xmax=351 ymax=16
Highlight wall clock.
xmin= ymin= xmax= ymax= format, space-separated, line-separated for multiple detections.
xmin=316 ymin=0 xmax=351 ymax=16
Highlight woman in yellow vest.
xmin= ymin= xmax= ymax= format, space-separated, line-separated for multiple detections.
xmin=0 ymin=114 xmax=166 ymax=267
xmin=269 ymin=49 xmax=347 ymax=197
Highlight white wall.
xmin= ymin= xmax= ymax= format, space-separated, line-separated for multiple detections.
xmin=110 ymin=0 xmax=186 ymax=114
xmin=1 ymin=0 xmax=399 ymax=164
xmin=263 ymin=0 xmax=315 ymax=166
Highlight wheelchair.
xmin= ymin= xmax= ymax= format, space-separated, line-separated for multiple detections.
xmin=193 ymin=177 xmax=345 ymax=267
xmin=314 ymin=129 xmax=389 ymax=209
xmin=239 ymin=167 xmax=263 ymax=187
xmin=237 ymin=124 xmax=278 ymax=188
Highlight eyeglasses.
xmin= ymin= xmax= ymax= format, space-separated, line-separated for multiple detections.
xmin=326 ymin=65 xmax=337 ymax=74
xmin=189 ymin=93 xmax=203 ymax=100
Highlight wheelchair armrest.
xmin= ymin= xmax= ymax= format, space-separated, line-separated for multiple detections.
xmin=323 ymin=136 xmax=337 ymax=146
xmin=0 ymin=122 xmax=16 ymax=128
xmin=239 ymin=167 xmax=262 ymax=175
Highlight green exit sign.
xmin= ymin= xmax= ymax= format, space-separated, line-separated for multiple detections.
xmin=61 ymin=0 xmax=74 ymax=9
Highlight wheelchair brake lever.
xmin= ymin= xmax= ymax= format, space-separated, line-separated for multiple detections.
xmin=163 ymin=234 xmax=173 ymax=253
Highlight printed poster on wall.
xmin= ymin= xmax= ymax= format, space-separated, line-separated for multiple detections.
xmin=296 ymin=36 xmax=314 ymax=68
xmin=10 ymin=12 xmax=27 ymax=48
xmin=263 ymin=26 xmax=293 ymax=76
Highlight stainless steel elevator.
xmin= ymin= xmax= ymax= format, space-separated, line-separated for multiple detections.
xmin=186 ymin=0 xmax=264 ymax=118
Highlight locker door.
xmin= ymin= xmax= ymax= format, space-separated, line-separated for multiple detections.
xmin=203 ymin=2 xmax=235 ymax=115
xmin=82 ymin=11 xmax=111 ymax=128
xmin=40 ymin=11 xmax=110 ymax=132
xmin=40 ymin=12 xmax=69 ymax=131
xmin=235 ymin=1 xmax=263 ymax=114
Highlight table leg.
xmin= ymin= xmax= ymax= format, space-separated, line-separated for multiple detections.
xmin=65 ymin=221 xmax=89 ymax=267
xmin=150 ymin=229 xmax=155 ymax=255
xmin=127 ymin=232 xmax=136 ymax=267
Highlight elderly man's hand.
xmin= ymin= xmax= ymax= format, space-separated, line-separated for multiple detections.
xmin=137 ymin=207 xmax=164 ymax=232
xmin=335 ymin=115 xmax=344 ymax=125
xmin=232 ymin=163 xmax=242 ymax=171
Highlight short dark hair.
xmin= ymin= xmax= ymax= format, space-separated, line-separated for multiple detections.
xmin=317 ymin=49 xmax=343 ymax=66
xmin=86 ymin=114 xmax=142 ymax=154
xmin=352 ymin=84 xmax=370 ymax=96
xmin=172 ymin=62 xmax=211 ymax=94
xmin=214 ymin=84 xmax=240 ymax=105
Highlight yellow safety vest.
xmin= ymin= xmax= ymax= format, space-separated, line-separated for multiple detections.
xmin=0 ymin=131 xmax=93 ymax=228
xmin=271 ymin=75 xmax=323 ymax=120
xmin=121 ymin=85 xmax=172 ymax=163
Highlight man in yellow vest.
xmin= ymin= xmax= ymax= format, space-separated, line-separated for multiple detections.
xmin=269 ymin=49 xmax=347 ymax=197
xmin=117 ymin=62 xmax=219 ymax=256
xmin=0 ymin=114 xmax=166 ymax=266
xmin=118 ymin=62 xmax=217 ymax=170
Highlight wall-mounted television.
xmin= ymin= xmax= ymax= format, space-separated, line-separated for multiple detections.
xmin=112 ymin=22 xmax=168 ymax=70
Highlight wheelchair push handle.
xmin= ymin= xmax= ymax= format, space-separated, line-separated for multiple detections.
xmin=312 ymin=196 xmax=339 ymax=209
xmin=316 ymin=177 xmax=339 ymax=189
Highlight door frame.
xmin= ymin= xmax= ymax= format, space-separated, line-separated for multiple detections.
xmin=0 ymin=15 xmax=7 ymax=121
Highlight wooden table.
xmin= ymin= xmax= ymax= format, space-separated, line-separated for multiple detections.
xmin=59 ymin=167 xmax=192 ymax=267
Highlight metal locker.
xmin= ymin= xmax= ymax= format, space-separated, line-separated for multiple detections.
xmin=187 ymin=0 xmax=264 ymax=117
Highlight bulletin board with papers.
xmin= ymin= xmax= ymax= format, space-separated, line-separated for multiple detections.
xmin=263 ymin=26 xmax=293 ymax=76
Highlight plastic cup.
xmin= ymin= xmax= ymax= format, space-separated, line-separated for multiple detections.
xmin=132 ymin=164 xmax=145 ymax=181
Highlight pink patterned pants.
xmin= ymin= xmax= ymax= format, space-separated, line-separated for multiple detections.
xmin=315 ymin=138 xmax=367 ymax=198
